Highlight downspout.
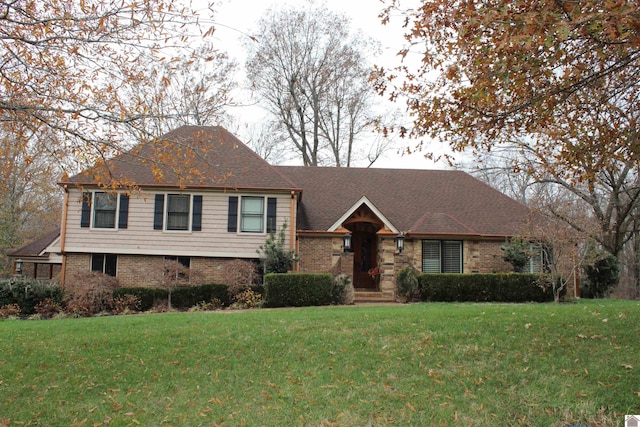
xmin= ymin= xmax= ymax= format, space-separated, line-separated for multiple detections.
xmin=59 ymin=185 xmax=70 ymax=286
xmin=290 ymin=191 xmax=298 ymax=271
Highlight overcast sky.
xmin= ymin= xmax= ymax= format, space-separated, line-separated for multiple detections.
xmin=207 ymin=0 xmax=451 ymax=169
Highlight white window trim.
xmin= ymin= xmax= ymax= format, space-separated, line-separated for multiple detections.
xmin=164 ymin=194 xmax=193 ymax=233
xmin=239 ymin=195 xmax=266 ymax=234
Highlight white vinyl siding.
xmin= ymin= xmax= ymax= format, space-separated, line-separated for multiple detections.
xmin=422 ymin=240 xmax=463 ymax=273
xmin=64 ymin=188 xmax=294 ymax=259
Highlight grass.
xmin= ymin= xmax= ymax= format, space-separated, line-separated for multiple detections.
xmin=0 ymin=300 xmax=639 ymax=426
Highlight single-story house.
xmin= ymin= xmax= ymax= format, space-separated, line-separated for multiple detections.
xmin=7 ymin=228 xmax=62 ymax=280
xmin=53 ymin=125 xmax=539 ymax=299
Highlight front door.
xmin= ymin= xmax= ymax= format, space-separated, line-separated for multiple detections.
xmin=352 ymin=229 xmax=378 ymax=289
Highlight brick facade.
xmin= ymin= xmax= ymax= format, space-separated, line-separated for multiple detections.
xmin=64 ymin=253 xmax=259 ymax=288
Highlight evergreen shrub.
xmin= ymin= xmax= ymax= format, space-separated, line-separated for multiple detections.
xmin=418 ymin=273 xmax=556 ymax=303
xmin=264 ymin=273 xmax=332 ymax=307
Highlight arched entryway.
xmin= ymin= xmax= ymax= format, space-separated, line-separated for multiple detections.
xmin=344 ymin=205 xmax=383 ymax=290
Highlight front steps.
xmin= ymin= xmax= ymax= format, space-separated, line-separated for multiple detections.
xmin=354 ymin=290 xmax=396 ymax=304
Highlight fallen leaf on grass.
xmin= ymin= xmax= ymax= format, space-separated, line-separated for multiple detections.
xmin=622 ymin=364 xmax=633 ymax=370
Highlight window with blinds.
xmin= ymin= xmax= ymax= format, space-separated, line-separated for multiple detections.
xmin=166 ymin=194 xmax=191 ymax=231
xmin=422 ymin=240 xmax=462 ymax=273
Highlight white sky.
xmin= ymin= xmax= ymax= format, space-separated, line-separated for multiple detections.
xmin=208 ymin=0 xmax=452 ymax=169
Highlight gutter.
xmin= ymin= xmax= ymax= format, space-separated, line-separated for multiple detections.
xmin=59 ymin=185 xmax=70 ymax=286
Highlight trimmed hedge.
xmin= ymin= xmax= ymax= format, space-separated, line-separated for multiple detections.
xmin=418 ymin=273 xmax=556 ymax=303
xmin=264 ymin=273 xmax=333 ymax=307
xmin=0 ymin=279 xmax=63 ymax=315
xmin=114 ymin=284 xmax=232 ymax=310
xmin=171 ymin=283 xmax=231 ymax=309
xmin=113 ymin=287 xmax=169 ymax=311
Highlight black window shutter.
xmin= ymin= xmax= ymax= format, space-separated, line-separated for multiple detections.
xmin=154 ymin=194 xmax=164 ymax=230
xmin=118 ymin=194 xmax=129 ymax=229
xmin=227 ymin=196 xmax=238 ymax=232
xmin=80 ymin=192 xmax=91 ymax=228
xmin=267 ymin=197 xmax=277 ymax=233
xmin=192 ymin=195 xmax=203 ymax=231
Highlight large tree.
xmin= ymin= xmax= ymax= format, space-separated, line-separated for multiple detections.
xmin=246 ymin=5 xmax=390 ymax=167
xmin=376 ymin=0 xmax=640 ymax=175
xmin=0 ymin=0 xmax=222 ymax=181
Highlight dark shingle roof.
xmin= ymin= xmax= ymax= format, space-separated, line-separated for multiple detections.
xmin=278 ymin=166 xmax=534 ymax=237
xmin=62 ymin=126 xmax=299 ymax=191
xmin=8 ymin=228 xmax=60 ymax=258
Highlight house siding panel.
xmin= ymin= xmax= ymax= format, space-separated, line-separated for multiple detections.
xmin=64 ymin=188 xmax=293 ymax=259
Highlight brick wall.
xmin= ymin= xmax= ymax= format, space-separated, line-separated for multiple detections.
xmin=297 ymin=235 xmax=342 ymax=273
xmin=64 ymin=253 xmax=258 ymax=288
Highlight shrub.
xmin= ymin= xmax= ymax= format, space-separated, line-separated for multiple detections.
xmin=0 ymin=278 xmax=63 ymax=315
xmin=113 ymin=287 xmax=169 ymax=311
xmin=418 ymin=273 xmax=556 ymax=303
xmin=34 ymin=298 xmax=64 ymax=319
xmin=264 ymin=273 xmax=332 ymax=307
xmin=188 ymin=298 xmax=224 ymax=312
xmin=171 ymin=283 xmax=230 ymax=309
xmin=332 ymin=274 xmax=354 ymax=305
xmin=233 ymin=289 xmax=263 ymax=309
xmin=396 ymin=266 xmax=419 ymax=302
xmin=112 ymin=294 xmax=141 ymax=314
xmin=63 ymin=271 xmax=119 ymax=316
xmin=257 ymin=221 xmax=297 ymax=273
xmin=0 ymin=303 xmax=21 ymax=319
xmin=221 ymin=259 xmax=261 ymax=300
xmin=582 ymin=253 xmax=619 ymax=299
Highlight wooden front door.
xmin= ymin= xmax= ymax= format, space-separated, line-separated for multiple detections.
xmin=352 ymin=229 xmax=378 ymax=289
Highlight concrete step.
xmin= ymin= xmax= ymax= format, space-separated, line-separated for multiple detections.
xmin=354 ymin=291 xmax=396 ymax=304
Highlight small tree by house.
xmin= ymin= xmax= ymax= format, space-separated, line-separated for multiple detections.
xmin=501 ymin=237 xmax=532 ymax=272
xmin=257 ymin=221 xmax=297 ymax=274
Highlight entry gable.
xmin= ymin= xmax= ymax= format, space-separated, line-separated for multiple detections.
xmin=328 ymin=196 xmax=398 ymax=233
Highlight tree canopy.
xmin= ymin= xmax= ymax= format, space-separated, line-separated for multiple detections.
xmin=246 ymin=5 xmax=390 ymax=167
xmin=376 ymin=0 xmax=640 ymax=177
xmin=0 ymin=0 xmax=223 ymax=179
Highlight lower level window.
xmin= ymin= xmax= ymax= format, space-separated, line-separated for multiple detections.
xmin=91 ymin=254 xmax=117 ymax=276
xmin=422 ymin=240 xmax=462 ymax=273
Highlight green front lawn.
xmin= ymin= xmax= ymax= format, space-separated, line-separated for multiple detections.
xmin=1 ymin=300 xmax=638 ymax=426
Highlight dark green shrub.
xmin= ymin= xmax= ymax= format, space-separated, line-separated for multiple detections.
xmin=171 ymin=283 xmax=230 ymax=309
xmin=264 ymin=273 xmax=332 ymax=307
xmin=0 ymin=278 xmax=63 ymax=315
xmin=582 ymin=253 xmax=619 ymax=299
xmin=418 ymin=273 xmax=555 ymax=303
xmin=113 ymin=287 xmax=169 ymax=311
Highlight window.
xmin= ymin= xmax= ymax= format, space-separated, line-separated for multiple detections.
xmin=422 ymin=240 xmax=462 ymax=273
xmin=91 ymin=254 xmax=117 ymax=276
xmin=93 ymin=192 xmax=117 ymax=228
xmin=80 ymin=192 xmax=129 ymax=229
xmin=228 ymin=196 xmax=277 ymax=233
xmin=528 ymin=243 xmax=551 ymax=273
xmin=166 ymin=194 xmax=190 ymax=230
xmin=163 ymin=256 xmax=190 ymax=280
xmin=153 ymin=194 xmax=202 ymax=231
xmin=241 ymin=196 xmax=264 ymax=233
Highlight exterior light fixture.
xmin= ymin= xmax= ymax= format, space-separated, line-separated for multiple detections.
xmin=396 ymin=233 xmax=405 ymax=253
xmin=343 ymin=232 xmax=352 ymax=252
xmin=15 ymin=259 xmax=23 ymax=275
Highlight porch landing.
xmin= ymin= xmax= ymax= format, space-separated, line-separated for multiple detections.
xmin=354 ymin=290 xmax=396 ymax=304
